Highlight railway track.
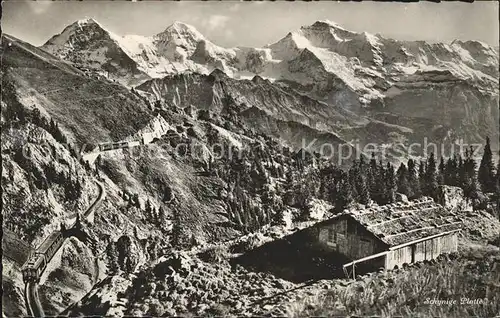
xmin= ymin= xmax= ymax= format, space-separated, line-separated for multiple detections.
xmin=22 ymin=181 xmax=105 ymax=317
xmin=24 ymin=282 xmax=44 ymax=317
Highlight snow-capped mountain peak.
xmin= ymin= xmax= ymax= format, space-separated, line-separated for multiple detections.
xmin=314 ymin=19 xmax=347 ymax=30
xmin=44 ymin=17 xmax=110 ymax=49
xmin=154 ymin=21 xmax=206 ymax=62
xmin=308 ymin=19 xmax=354 ymax=35
xmin=75 ymin=17 xmax=100 ymax=26
xmin=42 ymin=18 xmax=150 ymax=85
xmin=41 ymin=18 xmax=498 ymax=110
xmin=157 ymin=21 xmax=205 ymax=41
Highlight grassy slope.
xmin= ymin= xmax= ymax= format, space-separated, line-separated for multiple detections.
xmin=287 ymin=246 xmax=500 ymax=318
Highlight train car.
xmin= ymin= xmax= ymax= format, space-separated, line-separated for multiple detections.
xmin=38 ymin=232 xmax=65 ymax=265
xmin=21 ymin=231 xmax=66 ymax=283
xmin=98 ymin=141 xmax=130 ymax=152
xmin=98 ymin=144 xmax=110 ymax=152
xmin=120 ymin=141 xmax=129 ymax=147
xmin=21 ymin=252 xmax=45 ymax=282
xmin=98 ymin=143 xmax=112 ymax=152
xmin=101 ymin=143 xmax=113 ymax=151
xmin=113 ymin=141 xmax=129 ymax=148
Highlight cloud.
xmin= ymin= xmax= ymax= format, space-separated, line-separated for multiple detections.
xmin=203 ymin=15 xmax=230 ymax=32
xmin=228 ymin=3 xmax=241 ymax=12
xmin=27 ymin=0 xmax=53 ymax=15
xmin=224 ymin=29 xmax=234 ymax=39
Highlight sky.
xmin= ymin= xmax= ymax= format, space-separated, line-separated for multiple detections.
xmin=2 ymin=0 xmax=499 ymax=48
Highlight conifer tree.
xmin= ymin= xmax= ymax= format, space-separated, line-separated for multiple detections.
xmin=368 ymin=153 xmax=380 ymax=202
xmin=335 ymin=171 xmax=353 ymax=213
xmin=158 ymin=207 xmax=166 ymax=222
xmin=438 ymin=157 xmax=445 ymax=185
xmin=358 ymin=155 xmax=366 ymax=174
xmin=445 ymin=157 xmax=457 ymax=186
xmin=496 ymin=159 xmax=500 ymax=219
xmin=407 ymin=159 xmax=419 ymax=199
xmin=358 ymin=173 xmax=370 ymax=205
xmin=171 ymin=206 xmax=182 ymax=247
xmin=163 ymin=185 xmax=173 ymax=203
xmin=478 ymin=136 xmax=496 ymax=193
xmin=131 ymin=193 xmax=139 ymax=208
xmin=106 ymin=243 xmax=119 ymax=274
xmin=369 ymin=159 xmax=386 ymax=204
xmin=354 ymin=157 xmax=370 ymax=204
xmin=418 ymin=160 xmax=426 ymax=196
xmin=31 ymin=108 xmax=41 ymax=127
xmin=50 ymin=119 xmax=57 ymax=134
xmin=458 ymin=153 xmax=467 ymax=191
xmin=396 ymin=163 xmax=410 ymax=197
xmin=273 ymin=206 xmax=285 ymax=225
xmin=462 ymin=147 xmax=479 ymax=199
xmin=497 ymin=159 xmax=500 ymax=188
xmin=369 ymin=153 xmax=377 ymax=173
xmin=348 ymin=167 xmax=359 ymax=202
xmin=424 ymin=152 xmax=438 ymax=198
xmin=125 ymin=257 xmax=134 ymax=273
xmin=383 ymin=162 xmax=396 ymax=204
xmin=319 ymin=165 xmax=337 ymax=203
xmin=145 ymin=199 xmax=152 ymax=219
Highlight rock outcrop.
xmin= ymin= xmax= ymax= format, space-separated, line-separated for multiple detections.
xmin=437 ymin=185 xmax=473 ymax=212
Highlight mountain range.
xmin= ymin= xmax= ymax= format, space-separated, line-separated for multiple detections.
xmin=41 ymin=18 xmax=500 ymax=153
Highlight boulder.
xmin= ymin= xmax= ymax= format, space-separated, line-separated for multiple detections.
xmin=307 ymin=198 xmax=334 ymax=220
xmin=437 ymin=185 xmax=473 ymax=212
xmin=395 ymin=193 xmax=409 ymax=203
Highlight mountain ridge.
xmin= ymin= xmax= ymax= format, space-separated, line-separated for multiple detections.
xmin=13 ymin=18 xmax=500 ymax=151
xmin=40 ymin=19 xmax=498 ymax=96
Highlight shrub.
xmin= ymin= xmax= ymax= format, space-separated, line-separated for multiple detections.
xmin=199 ymin=246 xmax=230 ymax=264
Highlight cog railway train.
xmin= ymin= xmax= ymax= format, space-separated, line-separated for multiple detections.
xmin=21 ymin=231 xmax=65 ymax=283
xmin=95 ymin=131 xmax=178 ymax=153
xmin=97 ymin=140 xmax=131 ymax=152
xmin=22 ymin=180 xmax=104 ymax=283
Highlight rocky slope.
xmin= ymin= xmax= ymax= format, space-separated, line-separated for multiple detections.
xmin=2 ymin=31 xmax=353 ymax=315
xmin=135 ymin=70 xmax=373 ymax=160
xmin=2 ymin=34 xmax=153 ymax=146
xmin=136 ymin=69 xmax=492 ymax=162
xmin=1 ymin=34 xmax=170 ymax=316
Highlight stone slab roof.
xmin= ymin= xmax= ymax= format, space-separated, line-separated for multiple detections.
xmin=348 ymin=197 xmax=462 ymax=247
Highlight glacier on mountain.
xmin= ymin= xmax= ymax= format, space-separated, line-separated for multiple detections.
xmin=40 ymin=18 xmax=498 ymax=150
xmin=42 ymin=19 xmax=498 ymax=104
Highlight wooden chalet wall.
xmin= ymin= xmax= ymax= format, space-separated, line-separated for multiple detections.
xmin=386 ymin=232 xmax=458 ymax=269
xmin=440 ymin=232 xmax=459 ymax=254
xmin=386 ymin=246 xmax=412 ymax=268
xmin=315 ymin=215 xmax=386 ymax=261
